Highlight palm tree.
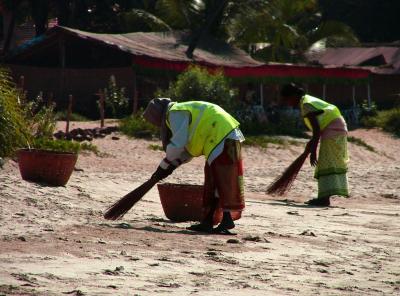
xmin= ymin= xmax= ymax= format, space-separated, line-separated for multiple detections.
xmin=119 ymin=0 xmax=266 ymax=58
xmin=227 ymin=0 xmax=359 ymax=62
xmin=29 ymin=0 xmax=49 ymax=36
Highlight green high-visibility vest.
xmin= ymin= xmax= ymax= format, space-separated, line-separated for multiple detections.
xmin=300 ymin=95 xmax=342 ymax=131
xmin=167 ymin=101 xmax=239 ymax=159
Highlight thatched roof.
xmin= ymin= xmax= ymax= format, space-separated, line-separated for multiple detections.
xmin=6 ymin=26 xmax=370 ymax=83
xmin=306 ymin=47 xmax=400 ymax=75
xmin=7 ymin=26 xmax=262 ymax=68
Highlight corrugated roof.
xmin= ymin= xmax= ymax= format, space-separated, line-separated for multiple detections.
xmin=47 ymin=26 xmax=263 ymax=68
xmin=6 ymin=26 xmax=370 ymax=82
xmin=306 ymin=47 xmax=400 ymax=74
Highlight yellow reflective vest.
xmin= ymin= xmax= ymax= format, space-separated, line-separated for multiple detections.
xmin=300 ymin=95 xmax=342 ymax=131
xmin=167 ymin=101 xmax=239 ymax=159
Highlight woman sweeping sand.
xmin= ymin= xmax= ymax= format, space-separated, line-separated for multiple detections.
xmin=280 ymin=83 xmax=349 ymax=206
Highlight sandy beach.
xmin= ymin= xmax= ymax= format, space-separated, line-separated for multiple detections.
xmin=0 ymin=121 xmax=399 ymax=296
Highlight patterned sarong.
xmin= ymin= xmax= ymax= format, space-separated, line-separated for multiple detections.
xmin=315 ymin=134 xmax=349 ymax=198
xmin=203 ymin=139 xmax=245 ymax=222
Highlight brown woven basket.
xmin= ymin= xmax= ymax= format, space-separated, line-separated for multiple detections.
xmin=18 ymin=149 xmax=78 ymax=186
xmin=157 ymin=183 xmax=222 ymax=223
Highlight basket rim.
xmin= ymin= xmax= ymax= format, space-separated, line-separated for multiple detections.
xmin=18 ymin=148 xmax=78 ymax=156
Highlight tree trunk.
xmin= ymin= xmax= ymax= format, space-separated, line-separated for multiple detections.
xmin=2 ymin=8 xmax=16 ymax=54
xmin=30 ymin=0 xmax=49 ymax=36
xmin=55 ymin=0 xmax=70 ymax=26
xmin=185 ymin=0 xmax=228 ymax=59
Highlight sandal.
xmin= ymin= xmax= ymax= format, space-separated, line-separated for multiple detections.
xmin=186 ymin=223 xmax=213 ymax=233
xmin=305 ymin=197 xmax=330 ymax=207
xmin=211 ymin=225 xmax=237 ymax=235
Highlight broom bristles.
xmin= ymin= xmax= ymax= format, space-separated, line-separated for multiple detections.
xmin=267 ymin=151 xmax=309 ymax=196
xmin=104 ymin=178 xmax=158 ymax=220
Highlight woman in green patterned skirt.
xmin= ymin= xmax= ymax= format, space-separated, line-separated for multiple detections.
xmin=280 ymin=83 xmax=349 ymax=206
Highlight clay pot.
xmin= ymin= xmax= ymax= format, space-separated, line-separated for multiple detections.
xmin=17 ymin=149 xmax=78 ymax=186
xmin=157 ymin=183 xmax=222 ymax=223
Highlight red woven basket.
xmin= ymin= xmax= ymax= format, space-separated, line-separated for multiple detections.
xmin=18 ymin=149 xmax=78 ymax=186
xmin=157 ymin=183 xmax=222 ymax=223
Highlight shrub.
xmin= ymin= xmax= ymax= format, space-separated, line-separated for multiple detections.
xmin=359 ymin=99 xmax=378 ymax=118
xmin=31 ymin=138 xmax=82 ymax=153
xmin=157 ymin=65 xmax=238 ymax=113
xmin=239 ymin=113 xmax=308 ymax=138
xmin=361 ymin=108 xmax=400 ymax=137
xmin=119 ymin=111 xmax=159 ymax=138
xmin=102 ymin=75 xmax=129 ymax=118
xmin=30 ymin=137 xmax=99 ymax=154
xmin=23 ymin=92 xmax=57 ymax=140
xmin=0 ymin=67 xmax=31 ymax=157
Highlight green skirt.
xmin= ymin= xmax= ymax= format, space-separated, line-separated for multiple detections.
xmin=315 ymin=135 xmax=349 ymax=199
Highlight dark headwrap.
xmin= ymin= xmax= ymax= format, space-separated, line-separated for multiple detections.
xmin=280 ymin=83 xmax=305 ymax=98
xmin=143 ymin=98 xmax=174 ymax=151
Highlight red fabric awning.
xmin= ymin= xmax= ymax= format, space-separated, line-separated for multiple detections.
xmin=133 ymin=56 xmax=370 ymax=81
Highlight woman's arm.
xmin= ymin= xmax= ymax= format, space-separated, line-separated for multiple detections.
xmin=305 ymin=112 xmax=321 ymax=166
xmin=159 ymin=111 xmax=193 ymax=169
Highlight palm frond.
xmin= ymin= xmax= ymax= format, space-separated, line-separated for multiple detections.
xmin=120 ymin=9 xmax=172 ymax=32
xmin=306 ymin=20 xmax=359 ymax=46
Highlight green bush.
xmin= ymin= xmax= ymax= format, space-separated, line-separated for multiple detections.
xmin=102 ymin=75 xmax=129 ymax=118
xmin=359 ymin=99 xmax=378 ymax=118
xmin=119 ymin=111 xmax=159 ymax=138
xmin=31 ymin=138 xmax=81 ymax=153
xmin=240 ymin=114 xmax=308 ymax=138
xmin=157 ymin=65 xmax=237 ymax=113
xmin=0 ymin=67 xmax=31 ymax=157
xmin=23 ymin=92 xmax=57 ymax=140
xmin=31 ymin=137 xmax=99 ymax=154
xmin=361 ymin=108 xmax=400 ymax=136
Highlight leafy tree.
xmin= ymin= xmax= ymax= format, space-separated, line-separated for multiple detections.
xmin=228 ymin=0 xmax=359 ymax=62
xmin=157 ymin=65 xmax=237 ymax=113
xmin=118 ymin=1 xmax=267 ymax=57
xmin=0 ymin=67 xmax=31 ymax=157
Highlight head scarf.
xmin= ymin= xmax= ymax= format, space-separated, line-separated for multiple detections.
xmin=143 ymin=98 xmax=174 ymax=151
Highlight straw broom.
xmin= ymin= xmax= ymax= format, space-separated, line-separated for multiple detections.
xmin=267 ymin=150 xmax=310 ymax=196
xmin=104 ymin=177 xmax=159 ymax=220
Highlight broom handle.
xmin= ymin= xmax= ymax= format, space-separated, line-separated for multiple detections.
xmin=129 ymin=177 xmax=159 ymax=197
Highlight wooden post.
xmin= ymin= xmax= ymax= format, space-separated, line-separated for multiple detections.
xmin=259 ymin=83 xmax=264 ymax=107
xmin=132 ymin=70 xmax=138 ymax=114
xmin=367 ymin=83 xmax=371 ymax=108
xmin=66 ymin=95 xmax=73 ymax=133
xmin=352 ymin=85 xmax=356 ymax=108
xmin=59 ymin=37 xmax=66 ymax=106
xmin=99 ymin=89 xmax=105 ymax=128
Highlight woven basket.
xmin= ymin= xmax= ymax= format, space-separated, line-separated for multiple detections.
xmin=18 ymin=149 xmax=78 ymax=186
xmin=157 ymin=183 xmax=222 ymax=223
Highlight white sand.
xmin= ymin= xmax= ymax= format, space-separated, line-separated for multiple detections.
xmin=0 ymin=121 xmax=399 ymax=295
